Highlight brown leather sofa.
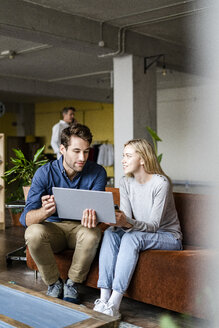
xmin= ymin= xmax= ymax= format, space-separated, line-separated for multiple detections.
xmin=26 ymin=187 xmax=215 ymax=319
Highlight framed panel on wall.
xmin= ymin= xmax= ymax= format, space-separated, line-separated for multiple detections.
xmin=0 ymin=133 xmax=5 ymax=230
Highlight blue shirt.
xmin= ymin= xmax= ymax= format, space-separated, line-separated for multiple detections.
xmin=20 ymin=157 xmax=107 ymax=227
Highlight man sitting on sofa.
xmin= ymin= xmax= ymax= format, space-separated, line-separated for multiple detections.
xmin=20 ymin=123 xmax=107 ymax=304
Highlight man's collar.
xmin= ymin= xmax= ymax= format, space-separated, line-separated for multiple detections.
xmin=58 ymin=155 xmax=65 ymax=173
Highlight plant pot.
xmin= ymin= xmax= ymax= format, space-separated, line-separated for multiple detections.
xmin=23 ymin=186 xmax=30 ymax=202
xmin=8 ymin=209 xmax=22 ymax=227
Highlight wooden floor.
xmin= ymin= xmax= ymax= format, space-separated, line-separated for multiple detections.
xmin=0 ymin=224 xmax=209 ymax=328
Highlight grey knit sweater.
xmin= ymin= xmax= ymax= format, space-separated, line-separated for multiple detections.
xmin=119 ymin=174 xmax=182 ymax=240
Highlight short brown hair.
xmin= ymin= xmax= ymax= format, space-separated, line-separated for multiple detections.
xmin=61 ymin=123 xmax=93 ymax=149
xmin=62 ymin=107 xmax=76 ymax=115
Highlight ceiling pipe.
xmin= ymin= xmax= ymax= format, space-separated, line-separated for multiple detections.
xmin=97 ymin=1 xmax=209 ymax=58
xmin=99 ymin=0 xmax=197 ymax=23
xmin=120 ymin=7 xmax=208 ymax=29
xmin=17 ymin=44 xmax=52 ymax=55
xmin=48 ymin=70 xmax=112 ymax=83
xmin=98 ymin=25 xmax=124 ymax=58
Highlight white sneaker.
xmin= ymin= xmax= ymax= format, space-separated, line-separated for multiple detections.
xmin=93 ymin=299 xmax=107 ymax=313
xmin=102 ymin=302 xmax=121 ymax=319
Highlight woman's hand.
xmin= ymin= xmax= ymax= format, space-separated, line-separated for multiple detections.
xmin=108 ymin=210 xmax=132 ymax=228
xmin=82 ymin=209 xmax=97 ymax=228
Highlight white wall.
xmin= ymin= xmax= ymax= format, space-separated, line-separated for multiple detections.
xmin=157 ymin=84 xmax=216 ymax=183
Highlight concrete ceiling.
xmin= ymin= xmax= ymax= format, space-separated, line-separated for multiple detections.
xmin=0 ymin=0 xmax=214 ymax=104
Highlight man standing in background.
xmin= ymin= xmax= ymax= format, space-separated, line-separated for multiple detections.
xmin=51 ymin=107 xmax=77 ymax=159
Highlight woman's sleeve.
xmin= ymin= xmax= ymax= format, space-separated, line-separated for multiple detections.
xmin=119 ymin=178 xmax=133 ymax=219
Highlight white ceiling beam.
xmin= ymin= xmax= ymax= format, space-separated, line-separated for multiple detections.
xmin=0 ymin=75 xmax=112 ymax=103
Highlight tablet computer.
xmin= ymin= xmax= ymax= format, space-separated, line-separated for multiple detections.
xmin=52 ymin=187 xmax=116 ymax=223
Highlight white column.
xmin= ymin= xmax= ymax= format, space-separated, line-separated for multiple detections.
xmin=114 ymin=55 xmax=134 ymax=187
xmin=113 ymin=54 xmax=157 ymax=186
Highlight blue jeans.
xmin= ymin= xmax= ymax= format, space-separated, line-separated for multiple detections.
xmin=97 ymin=227 xmax=182 ymax=294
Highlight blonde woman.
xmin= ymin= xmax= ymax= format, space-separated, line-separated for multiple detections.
xmin=93 ymin=138 xmax=182 ymax=318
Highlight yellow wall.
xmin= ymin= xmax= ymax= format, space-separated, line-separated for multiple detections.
xmin=0 ymin=112 xmax=17 ymax=137
xmin=35 ymin=100 xmax=114 ymax=176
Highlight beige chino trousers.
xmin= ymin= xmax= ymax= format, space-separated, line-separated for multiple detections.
xmin=25 ymin=221 xmax=102 ymax=286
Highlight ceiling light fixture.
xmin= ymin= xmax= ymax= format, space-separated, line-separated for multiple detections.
xmin=0 ymin=50 xmax=16 ymax=59
xmin=144 ymin=54 xmax=167 ymax=75
xmin=162 ymin=55 xmax=167 ymax=76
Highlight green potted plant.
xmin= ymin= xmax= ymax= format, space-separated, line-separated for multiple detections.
xmin=146 ymin=126 xmax=163 ymax=163
xmin=1 ymin=146 xmax=48 ymax=226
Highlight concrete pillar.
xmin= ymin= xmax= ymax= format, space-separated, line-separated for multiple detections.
xmin=113 ymin=54 xmax=157 ymax=186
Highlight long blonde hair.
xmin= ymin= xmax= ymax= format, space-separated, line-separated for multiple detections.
xmin=124 ymin=138 xmax=171 ymax=183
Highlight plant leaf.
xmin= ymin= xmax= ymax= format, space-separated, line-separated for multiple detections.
xmin=10 ymin=158 xmax=22 ymax=165
xmin=146 ymin=126 xmax=162 ymax=142
xmin=33 ymin=146 xmax=45 ymax=162
xmin=3 ymin=166 xmax=20 ymax=176
xmin=12 ymin=148 xmax=25 ymax=159
xmin=35 ymin=159 xmax=48 ymax=166
xmin=157 ymin=153 xmax=163 ymax=163
xmin=6 ymin=176 xmax=18 ymax=184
